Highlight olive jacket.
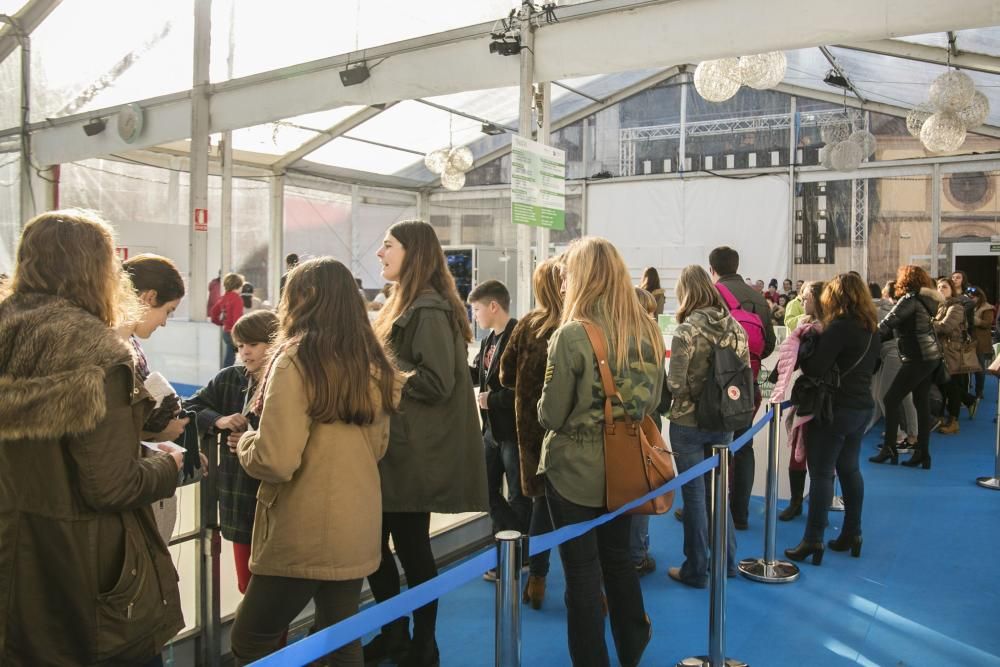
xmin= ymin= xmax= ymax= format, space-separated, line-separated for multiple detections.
xmin=238 ymin=345 xmax=400 ymax=580
xmin=0 ymin=294 xmax=183 ymax=666
xmin=381 ymin=291 xmax=488 ymax=513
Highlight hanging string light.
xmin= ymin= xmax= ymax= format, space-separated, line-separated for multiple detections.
xmin=738 ymin=52 xmax=787 ymax=90
xmin=957 ymin=90 xmax=990 ymax=129
xmin=920 ymin=111 xmax=967 ymax=153
xmin=423 ymin=114 xmax=474 ymax=190
xmin=929 ymin=70 xmax=975 ymax=112
xmin=910 ymin=53 xmax=990 ymax=152
xmin=693 ymin=58 xmax=742 ymax=102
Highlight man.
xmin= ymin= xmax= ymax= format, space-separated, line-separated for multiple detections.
xmin=709 ymin=246 xmax=777 ymax=530
xmin=468 ymin=280 xmax=526 ymax=580
xmin=278 ymin=253 xmax=298 ymax=300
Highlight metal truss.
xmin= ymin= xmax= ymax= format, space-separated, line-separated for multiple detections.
xmin=851 ymin=176 xmax=869 ymax=279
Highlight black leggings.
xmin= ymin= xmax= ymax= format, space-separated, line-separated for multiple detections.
xmin=883 ymin=359 xmax=938 ymax=452
xmin=366 ymin=512 xmax=438 ymax=644
xmin=940 ymin=372 xmax=970 ymax=419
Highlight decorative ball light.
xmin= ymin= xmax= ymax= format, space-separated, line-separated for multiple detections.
xmin=849 ymin=129 xmax=877 ymax=158
xmin=440 ymin=167 xmax=467 ymax=191
xmin=829 ymin=140 xmax=864 ymax=171
xmin=929 ymin=70 xmax=976 ymax=112
xmin=920 ymin=111 xmax=967 ymax=152
xmin=906 ymin=103 xmax=934 ymax=138
xmin=956 ymin=90 xmax=990 ymax=129
xmin=820 ymin=121 xmax=851 ymax=144
xmin=447 ymin=146 xmax=474 ymax=172
xmin=693 ymin=58 xmax=742 ymax=102
xmin=738 ymin=51 xmax=787 ymax=90
xmin=424 ymin=149 xmax=450 ymax=174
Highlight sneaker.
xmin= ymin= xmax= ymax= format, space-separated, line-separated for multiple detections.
xmin=634 ymin=556 xmax=657 ymax=577
xmin=483 ymin=568 xmax=498 ymax=582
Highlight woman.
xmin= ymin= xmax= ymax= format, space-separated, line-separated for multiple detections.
xmin=0 ymin=210 xmax=184 ymax=665
xmin=968 ymin=286 xmax=994 ymax=403
xmin=785 ymin=274 xmax=879 ymax=565
xmin=366 ymin=220 xmax=488 ymax=667
xmin=183 ymin=310 xmax=279 ymax=594
xmin=639 ymin=266 xmax=665 ymax=315
xmin=210 ymin=272 xmax=245 ymax=367
xmin=872 ymin=281 xmax=919 ymax=450
xmin=870 ymin=265 xmax=942 ymax=469
xmin=665 ymin=265 xmax=745 ymax=586
xmin=232 ymin=258 xmax=402 ymax=665
xmin=537 ymin=237 xmax=662 ymax=667
xmin=934 ymin=276 xmax=975 ymax=434
xmin=498 ymin=257 xmax=563 ymax=609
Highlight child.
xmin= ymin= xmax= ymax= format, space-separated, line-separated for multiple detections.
xmin=210 ymin=272 xmax=245 ymax=367
xmin=183 ymin=310 xmax=279 ymax=593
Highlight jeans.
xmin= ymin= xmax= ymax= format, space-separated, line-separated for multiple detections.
xmin=545 ymin=479 xmax=649 ymax=667
xmin=875 ymin=343 xmax=917 ymax=437
xmin=222 ymin=330 xmax=237 ymax=368
xmin=484 ymin=427 xmax=531 ymax=534
xmin=528 ymin=494 xmax=552 ymax=577
xmin=629 ymin=515 xmax=650 ymax=564
xmin=366 ymin=512 xmax=438 ymax=645
xmin=669 ymin=423 xmax=737 ymax=587
xmin=803 ymin=406 xmax=869 ymax=542
xmin=941 ymin=372 xmax=970 ymax=419
xmin=231 ymin=575 xmax=363 ymax=666
xmin=883 ymin=359 xmax=937 ymax=453
xmin=974 ymin=352 xmax=989 ymax=398
xmin=730 ymin=387 xmax=761 ymax=525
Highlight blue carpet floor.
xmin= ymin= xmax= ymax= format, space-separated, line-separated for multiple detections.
xmin=428 ymin=385 xmax=1000 ymax=666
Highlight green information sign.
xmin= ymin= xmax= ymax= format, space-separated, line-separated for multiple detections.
xmin=511 ymin=135 xmax=566 ymax=230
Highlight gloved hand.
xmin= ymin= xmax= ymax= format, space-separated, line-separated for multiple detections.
xmin=144 ymin=393 xmax=181 ymax=433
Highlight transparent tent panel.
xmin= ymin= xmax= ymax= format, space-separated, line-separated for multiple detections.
xmin=898 ymin=29 xmax=1000 ymax=57
xmin=346 ymin=100 xmax=483 ymax=155
xmin=231 ymin=123 xmax=318 ymax=157
xmin=306 ymin=136 xmax=424 ymax=175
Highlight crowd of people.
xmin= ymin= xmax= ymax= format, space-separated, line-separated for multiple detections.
xmin=1 ymin=208 xmax=997 ymax=667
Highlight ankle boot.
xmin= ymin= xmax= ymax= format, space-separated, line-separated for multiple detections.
xmin=827 ymin=533 xmax=863 ymax=557
xmin=401 ymin=638 xmax=440 ymax=667
xmin=938 ymin=417 xmax=960 ymax=435
xmin=869 ymin=442 xmax=899 ymax=465
xmin=901 ymin=445 xmax=932 ymax=469
xmin=784 ymin=540 xmax=825 ymax=565
xmin=778 ymin=469 xmax=806 ymax=521
xmin=522 ymin=575 xmax=546 ymax=610
xmin=362 ymin=618 xmax=411 ymax=665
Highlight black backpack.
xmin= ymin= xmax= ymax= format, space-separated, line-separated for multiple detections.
xmin=695 ymin=344 xmax=755 ymax=433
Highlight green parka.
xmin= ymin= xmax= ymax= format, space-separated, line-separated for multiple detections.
xmin=380 ymin=291 xmax=488 ymax=513
xmin=0 ymin=294 xmax=183 ymax=666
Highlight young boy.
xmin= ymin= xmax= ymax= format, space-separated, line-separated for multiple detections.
xmin=468 ymin=280 xmax=527 ymax=580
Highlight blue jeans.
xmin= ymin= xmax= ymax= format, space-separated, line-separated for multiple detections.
xmin=222 ymin=330 xmax=237 ymax=368
xmin=484 ymin=427 xmax=531 ymax=534
xmin=669 ymin=422 xmax=737 ymax=587
xmin=629 ymin=515 xmax=650 ymax=564
xmin=528 ymin=494 xmax=552 ymax=577
xmin=545 ymin=479 xmax=648 ymax=667
xmin=804 ymin=406 xmax=869 ymax=542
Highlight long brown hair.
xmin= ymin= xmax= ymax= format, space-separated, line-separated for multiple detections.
xmin=675 ymin=264 xmax=726 ymax=324
xmin=374 ymin=220 xmax=472 ymax=344
xmin=821 ymin=273 xmax=877 ymax=332
xmin=520 ymin=256 xmax=564 ymax=337
xmin=123 ymin=253 xmax=185 ymax=306
xmin=9 ymin=209 xmax=138 ymax=326
xmin=894 ymin=265 xmax=933 ymax=298
xmin=279 ymin=258 xmax=399 ymax=425
xmin=562 ymin=237 xmax=664 ymax=368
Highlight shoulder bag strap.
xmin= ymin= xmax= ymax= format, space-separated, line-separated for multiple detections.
xmin=579 ymin=321 xmax=631 ymax=429
xmin=843 ymin=332 xmax=874 ymax=376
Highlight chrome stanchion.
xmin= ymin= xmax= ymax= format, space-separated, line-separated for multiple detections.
xmin=199 ymin=433 xmax=222 ymax=667
xmin=738 ymin=405 xmax=800 ymax=584
xmin=976 ymin=384 xmax=1000 ymax=490
xmin=678 ymin=445 xmax=748 ymax=667
xmin=495 ymin=530 xmax=524 ymax=667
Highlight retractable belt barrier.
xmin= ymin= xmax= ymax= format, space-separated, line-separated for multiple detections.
xmin=249 ymin=407 xmax=778 ymax=666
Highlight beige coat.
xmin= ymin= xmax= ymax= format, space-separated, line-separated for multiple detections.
xmin=238 ymin=345 xmax=397 ymax=580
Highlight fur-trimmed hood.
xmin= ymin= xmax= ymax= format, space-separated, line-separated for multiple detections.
xmin=0 ymin=292 xmax=134 ymax=440
xmin=917 ymin=286 xmax=944 ymax=311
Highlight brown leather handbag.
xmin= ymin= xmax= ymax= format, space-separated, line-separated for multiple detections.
xmin=580 ymin=321 xmax=676 ymax=515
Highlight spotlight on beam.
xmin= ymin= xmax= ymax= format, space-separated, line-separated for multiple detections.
xmin=83 ymin=118 xmax=107 ymax=137
xmin=340 ymin=63 xmax=371 ymax=87
xmin=481 ymin=122 xmax=506 ymax=136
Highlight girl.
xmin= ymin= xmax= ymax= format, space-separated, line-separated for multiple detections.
xmin=968 ymin=286 xmax=994 ymax=404
xmin=366 ymin=220 xmax=488 ymax=667
xmin=183 ymin=310 xmax=279 ymax=593
xmin=211 ymin=272 xmax=245 ymax=367
xmin=934 ymin=276 xmax=975 ymax=435
xmin=639 ymin=266 xmax=666 ymax=315
xmin=499 ymin=257 xmax=563 ymax=609
xmin=0 ymin=210 xmax=183 ymax=666
xmin=538 ymin=238 xmax=663 ymax=667
xmin=232 ymin=258 xmax=401 ymax=665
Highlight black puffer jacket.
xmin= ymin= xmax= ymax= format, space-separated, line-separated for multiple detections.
xmin=878 ymin=287 xmax=944 ymax=363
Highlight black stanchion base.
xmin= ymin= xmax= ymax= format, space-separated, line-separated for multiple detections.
xmin=677 ymin=656 xmax=748 ymax=667
xmin=737 ymin=557 xmax=800 ymax=583
xmin=976 ymin=476 xmax=1000 ymax=490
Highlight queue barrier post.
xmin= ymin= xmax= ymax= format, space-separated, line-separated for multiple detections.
xmin=737 ymin=405 xmax=799 ymax=584
xmin=495 ymin=530 xmax=524 ymax=667
xmin=199 ymin=434 xmax=222 ymax=667
xmin=976 ymin=383 xmax=1000 ymax=490
xmin=678 ymin=444 xmax=748 ymax=667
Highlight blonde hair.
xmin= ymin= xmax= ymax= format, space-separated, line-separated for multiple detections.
xmin=10 ymin=209 xmax=139 ymax=326
xmin=634 ymin=287 xmax=657 ymax=316
xmin=562 ymin=237 xmax=664 ymax=369
xmin=520 ymin=256 xmax=564 ymax=337
xmin=223 ymin=272 xmax=244 ymax=292
xmin=675 ymin=265 xmax=726 ymax=324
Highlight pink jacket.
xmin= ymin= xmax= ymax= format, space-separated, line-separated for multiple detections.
xmin=771 ymin=319 xmax=824 ymax=465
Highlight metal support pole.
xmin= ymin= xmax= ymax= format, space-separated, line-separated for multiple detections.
xmin=535 ymin=81 xmax=551 ymax=263
xmin=18 ymin=28 xmax=34 ymax=222
xmin=976 ymin=381 xmax=1000 ymax=490
xmin=494 ymin=530 xmax=524 ymax=667
xmin=514 ymin=1 xmax=536 ymax=318
xmin=679 ymin=69 xmax=688 ymax=174
xmin=200 ymin=434 xmax=222 ymax=667
xmin=268 ymin=174 xmax=285 ymax=304
xmin=220 ymin=131 xmax=233 ymax=276
xmin=679 ymin=446 xmax=748 ymax=667
xmin=187 ymin=0 xmax=212 ymax=323
xmin=739 ymin=405 xmax=799 ymax=584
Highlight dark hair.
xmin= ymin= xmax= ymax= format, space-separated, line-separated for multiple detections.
xmin=640 ymin=267 xmax=661 ymax=292
xmin=231 ymin=309 xmax=278 ymax=345
xmin=969 ymin=285 xmax=988 ymax=304
xmin=708 ymin=246 xmax=739 ymax=276
xmin=285 ymin=253 xmax=299 ymax=267
xmin=894 ymin=265 xmax=933 ymax=298
xmin=468 ymin=279 xmax=511 ymax=312
xmin=777 ymin=294 xmax=788 ymax=306
xmin=951 ymin=269 xmax=969 ymax=290
xmin=768 ymin=278 xmax=778 ymax=289
xmin=123 ymin=254 xmax=186 ymax=306
xmin=241 ymin=282 xmax=255 ymax=309
xmin=868 ymin=282 xmax=882 ymax=300
xmin=937 ymin=276 xmax=959 ymax=299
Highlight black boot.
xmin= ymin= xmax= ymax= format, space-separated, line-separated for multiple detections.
xmin=869 ymin=441 xmax=898 ymax=465
xmin=400 ymin=637 xmax=440 ymax=667
xmin=901 ymin=444 xmax=931 ymax=469
xmin=363 ymin=618 xmax=411 ymax=666
xmin=778 ymin=469 xmax=806 ymax=521
xmin=827 ymin=533 xmax=863 ymax=557
xmin=784 ymin=540 xmax=825 ymax=565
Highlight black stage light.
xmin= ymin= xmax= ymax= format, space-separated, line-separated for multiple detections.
xmin=489 ymin=36 xmax=521 ymax=56
xmin=340 ymin=63 xmax=371 ymax=87
xmin=83 ymin=118 xmax=107 ymax=136
xmin=481 ymin=122 xmax=505 ymax=136
xmin=823 ymin=70 xmax=850 ymax=90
